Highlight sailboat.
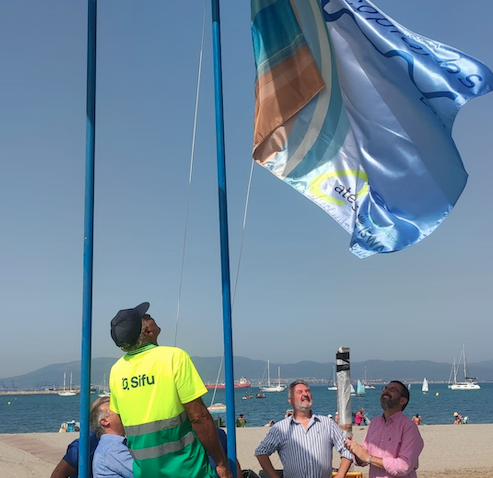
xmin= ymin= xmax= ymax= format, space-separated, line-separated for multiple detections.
xmin=355 ymin=380 xmax=365 ymax=397
xmin=58 ymin=372 xmax=77 ymax=397
xmin=98 ymin=373 xmax=110 ymax=398
xmin=421 ymin=378 xmax=429 ymax=394
xmin=260 ymin=360 xmax=286 ymax=392
xmin=448 ymin=344 xmax=481 ymax=390
xmin=327 ymin=366 xmax=337 ymax=391
xmin=363 ymin=366 xmax=375 ymax=389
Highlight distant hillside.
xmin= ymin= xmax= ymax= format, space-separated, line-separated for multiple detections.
xmin=1 ymin=356 xmax=492 ymax=391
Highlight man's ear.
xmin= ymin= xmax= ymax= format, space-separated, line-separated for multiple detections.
xmin=100 ymin=417 xmax=110 ymax=428
xmin=400 ymin=396 xmax=408 ymax=409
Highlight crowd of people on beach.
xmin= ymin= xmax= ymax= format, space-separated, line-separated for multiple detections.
xmin=52 ymin=302 xmax=428 ymax=478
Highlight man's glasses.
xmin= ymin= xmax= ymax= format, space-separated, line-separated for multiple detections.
xmin=382 ymin=385 xmax=402 ymax=395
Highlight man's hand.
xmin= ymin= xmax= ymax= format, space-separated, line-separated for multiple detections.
xmin=183 ymin=397 xmax=232 ymax=477
xmin=215 ymin=463 xmax=233 ymax=478
xmin=345 ymin=438 xmax=370 ymax=463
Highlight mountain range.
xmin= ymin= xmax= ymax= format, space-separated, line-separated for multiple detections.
xmin=2 ymin=356 xmax=493 ymax=391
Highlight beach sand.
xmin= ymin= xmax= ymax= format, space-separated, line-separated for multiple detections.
xmin=0 ymin=424 xmax=491 ymax=477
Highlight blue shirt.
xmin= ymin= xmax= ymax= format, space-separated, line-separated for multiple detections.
xmin=255 ymin=413 xmax=352 ymax=478
xmin=208 ymin=428 xmax=228 ymax=472
xmin=92 ymin=434 xmax=134 ymax=478
xmin=63 ymin=432 xmax=99 ymax=478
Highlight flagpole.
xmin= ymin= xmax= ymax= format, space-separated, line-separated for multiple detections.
xmin=79 ymin=0 xmax=97 ymax=476
xmin=211 ymin=0 xmax=237 ymax=475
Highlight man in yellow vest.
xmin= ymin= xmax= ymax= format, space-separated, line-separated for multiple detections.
xmin=109 ymin=302 xmax=232 ymax=478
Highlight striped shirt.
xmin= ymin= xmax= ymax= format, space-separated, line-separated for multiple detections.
xmin=255 ymin=414 xmax=352 ymax=478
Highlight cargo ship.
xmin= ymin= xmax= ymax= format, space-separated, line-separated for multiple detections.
xmin=205 ymin=377 xmax=251 ymax=389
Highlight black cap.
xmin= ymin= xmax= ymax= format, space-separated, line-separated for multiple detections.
xmin=110 ymin=302 xmax=150 ymax=347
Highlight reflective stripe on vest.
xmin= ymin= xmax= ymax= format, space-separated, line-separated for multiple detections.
xmin=129 ymin=430 xmax=196 ymax=460
xmin=125 ymin=411 xmax=188 ymax=437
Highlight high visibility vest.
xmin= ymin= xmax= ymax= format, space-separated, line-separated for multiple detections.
xmin=110 ymin=344 xmax=214 ymax=478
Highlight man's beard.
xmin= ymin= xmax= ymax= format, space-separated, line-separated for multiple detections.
xmin=294 ymin=400 xmax=313 ymax=412
xmin=380 ymin=396 xmax=400 ymax=410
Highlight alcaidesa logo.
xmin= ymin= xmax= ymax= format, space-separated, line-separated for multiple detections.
xmin=309 ymin=169 xmax=369 ymax=212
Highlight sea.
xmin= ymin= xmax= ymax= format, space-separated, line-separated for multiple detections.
xmin=1 ymin=383 xmax=492 ymax=434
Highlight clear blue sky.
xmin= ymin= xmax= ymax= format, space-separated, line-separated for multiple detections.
xmin=1 ymin=0 xmax=492 ymax=378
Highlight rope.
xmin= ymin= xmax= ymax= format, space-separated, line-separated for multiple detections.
xmin=170 ymin=2 xmax=257 ymax=407
xmin=174 ymin=0 xmax=207 ymax=347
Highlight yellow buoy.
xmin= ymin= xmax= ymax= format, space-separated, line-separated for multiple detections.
xmin=436 ymin=392 xmax=439 ymax=396
xmin=8 ymin=401 xmax=11 ymax=405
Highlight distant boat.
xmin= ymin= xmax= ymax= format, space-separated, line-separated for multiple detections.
xmin=260 ymin=361 xmax=286 ymax=392
xmin=422 ymin=378 xmax=429 ymax=394
xmin=448 ymin=344 xmax=481 ymax=390
xmin=363 ymin=366 xmax=375 ymax=389
xmin=205 ymin=377 xmax=251 ymax=390
xmin=355 ymin=380 xmax=365 ymax=397
xmin=98 ymin=374 xmax=110 ymax=398
xmin=58 ymin=372 xmax=77 ymax=397
xmin=242 ymin=393 xmax=253 ymax=400
xmin=327 ymin=366 xmax=337 ymax=391
xmin=256 ymin=392 xmax=266 ymax=398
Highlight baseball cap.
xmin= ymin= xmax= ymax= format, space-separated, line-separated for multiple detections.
xmin=111 ymin=302 xmax=150 ymax=347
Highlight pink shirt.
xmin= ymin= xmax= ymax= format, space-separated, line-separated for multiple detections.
xmin=362 ymin=411 xmax=424 ymax=478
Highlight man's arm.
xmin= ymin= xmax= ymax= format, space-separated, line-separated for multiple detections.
xmin=183 ymin=397 xmax=232 ymax=478
xmin=334 ymin=457 xmax=352 ymax=478
xmin=256 ymin=454 xmax=281 ymax=478
xmin=50 ymin=459 xmax=76 ymax=478
xmin=346 ymin=423 xmax=424 ymax=474
xmin=103 ymin=444 xmax=134 ymax=478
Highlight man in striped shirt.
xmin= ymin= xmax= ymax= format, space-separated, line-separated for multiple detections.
xmin=255 ymin=380 xmax=352 ymax=478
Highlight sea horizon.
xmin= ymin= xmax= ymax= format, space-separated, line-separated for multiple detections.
xmin=1 ymin=383 xmax=492 ymax=434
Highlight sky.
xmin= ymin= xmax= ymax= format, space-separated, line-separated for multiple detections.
xmin=1 ymin=0 xmax=492 ymax=378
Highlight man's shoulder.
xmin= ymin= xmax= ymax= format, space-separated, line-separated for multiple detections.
xmin=313 ymin=413 xmax=331 ymax=423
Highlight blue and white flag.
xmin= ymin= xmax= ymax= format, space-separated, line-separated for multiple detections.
xmin=251 ymin=0 xmax=493 ymax=258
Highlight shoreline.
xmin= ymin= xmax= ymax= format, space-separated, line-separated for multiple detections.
xmin=1 ymin=424 xmax=492 ymax=477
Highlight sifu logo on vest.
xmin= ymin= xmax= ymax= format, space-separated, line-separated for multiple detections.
xmin=122 ymin=374 xmax=155 ymax=390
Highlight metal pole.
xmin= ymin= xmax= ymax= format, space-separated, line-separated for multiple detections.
xmin=79 ymin=1 xmax=97 ymax=476
xmin=211 ymin=0 xmax=237 ymax=475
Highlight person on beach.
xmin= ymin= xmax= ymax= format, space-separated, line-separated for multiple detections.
xmin=50 ymin=398 xmax=106 ymax=478
xmin=454 ymin=412 xmax=463 ymax=425
xmin=345 ymin=380 xmax=424 ymax=478
xmin=109 ymin=302 xmax=231 ymax=478
xmin=236 ymin=414 xmax=247 ymax=427
xmin=412 ymin=414 xmax=422 ymax=425
xmin=255 ymin=379 xmax=352 ymax=478
xmin=91 ymin=396 xmax=133 ymax=478
xmin=355 ymin=408 xmax=365 ymax=427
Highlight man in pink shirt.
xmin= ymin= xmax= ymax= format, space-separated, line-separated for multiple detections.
xmin=345 ymin=380 xmax=424 ymax=478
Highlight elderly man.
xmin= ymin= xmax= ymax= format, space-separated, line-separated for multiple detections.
xmin=255 ymin=379 xmax=352 ymax=478
xmin=50 ymin=399 xmax=103 ymax=478
xmin=109 ymin=302 xmax=231 ymax=478
xmin=90 ymin=397 xmax=133 ymax=478
xmin=345 ymin=380 xmax=424 ymax=478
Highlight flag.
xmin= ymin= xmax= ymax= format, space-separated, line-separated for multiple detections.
xmin=251 ymin=0 xmax=493 ymax=258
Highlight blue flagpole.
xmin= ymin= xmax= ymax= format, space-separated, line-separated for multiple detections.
xmin=211 ymin=1 xmax=237 ymax=475
xmin=79 ymin=0 xmax=97 ymax=477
